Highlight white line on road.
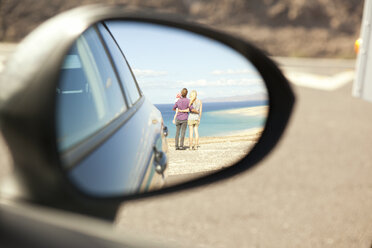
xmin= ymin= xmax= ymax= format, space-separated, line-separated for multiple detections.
xmin=283 ymin=70 xmax=355 ymax=91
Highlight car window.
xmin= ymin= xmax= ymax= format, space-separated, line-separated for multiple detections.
xmin=56 ymin=26 xmax=126 ymax=151
xmin=98 ymin=23 xmax=141 ymax=106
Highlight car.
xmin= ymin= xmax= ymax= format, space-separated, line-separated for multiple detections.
xmin=0 ymin=4 xmax=294 ymax=247
xmin=56 ymin=22 xmax=168 ymax=197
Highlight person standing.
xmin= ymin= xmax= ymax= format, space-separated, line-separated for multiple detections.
xmin=188 ymin=90 xmax=202 ymax=150
xmin=173 ymin=88 xmax=197 ymax=150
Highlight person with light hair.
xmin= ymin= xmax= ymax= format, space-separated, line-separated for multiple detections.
xmin=173 ymin=88 xmax=199 ymax=150
xmin=187 ymin=90 xmax=202 ymax=150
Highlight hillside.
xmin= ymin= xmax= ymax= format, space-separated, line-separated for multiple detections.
xmin=0 ymin=0 xmax=363 ymax=58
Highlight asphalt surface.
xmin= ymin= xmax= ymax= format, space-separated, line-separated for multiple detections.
xmin=1 ymin=45 xmax=372 ymax=247
xmin=115 ymin=59 xmax=372 ymax=248
xmin=0 ymin=43 xmax=17 ymax=73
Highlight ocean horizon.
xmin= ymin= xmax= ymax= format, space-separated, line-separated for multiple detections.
xmin=155 ymin=100 xmax=268 ymax=138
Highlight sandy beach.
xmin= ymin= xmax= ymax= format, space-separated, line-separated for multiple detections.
xmin=209 ymin=105 xmax=269 ymax=117
xmin=166 ymin=127 xmax=263 ymax=179
xmin=165 ymin=105 xmax=267 ymax=183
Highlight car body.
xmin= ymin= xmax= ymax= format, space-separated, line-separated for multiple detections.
xmin=56 ymin=22 xmax=168 ymax=196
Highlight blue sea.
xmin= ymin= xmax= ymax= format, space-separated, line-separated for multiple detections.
xmin=155 ymin=100 xmax=268 ymax=138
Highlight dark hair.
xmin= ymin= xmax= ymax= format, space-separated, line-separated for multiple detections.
xmin=181 ymin=88 xmax=188 ymax=98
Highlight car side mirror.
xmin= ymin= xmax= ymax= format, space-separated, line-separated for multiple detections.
xmin=0 ymin=5 xmax=294 ymax=221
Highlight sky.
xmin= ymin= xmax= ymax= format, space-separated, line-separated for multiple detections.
xmin=106 ymin=21 xmax=268 ymax=104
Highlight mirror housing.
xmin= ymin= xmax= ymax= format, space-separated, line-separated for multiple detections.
xmin=0 ymin=5 xmax=294 ymax=221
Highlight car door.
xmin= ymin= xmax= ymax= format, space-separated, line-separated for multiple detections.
xmin=96 ymin=22 xmax=167 ymax=192
xmin=56 ymin=24 xmax=165 ymax=197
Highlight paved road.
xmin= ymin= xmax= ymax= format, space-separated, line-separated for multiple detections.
xmin=0 ymin=43 xmax=17 ymax=73
xmin=1 ymin=45 xmax=372 ymax=247
xmin=115 ymin=59 xmax=372 ymax=248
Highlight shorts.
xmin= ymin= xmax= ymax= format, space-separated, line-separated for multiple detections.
xmin=188 ymin=119 xmax=199 ymax=126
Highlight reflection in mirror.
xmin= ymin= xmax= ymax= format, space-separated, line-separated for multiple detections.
xmin=56 ymin=21 xmax=268 ymax=197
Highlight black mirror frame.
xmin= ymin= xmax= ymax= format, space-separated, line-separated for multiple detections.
xmin=0 ymin=4 xmax=294 ymax=221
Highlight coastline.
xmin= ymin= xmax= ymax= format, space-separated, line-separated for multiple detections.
xmin=166 ymin=127 xmax=263 ymax=179
xmin=208 ymin=105 xmax=269 ymax=117
xmin=164 ymin=104 xmax=268 ymax=139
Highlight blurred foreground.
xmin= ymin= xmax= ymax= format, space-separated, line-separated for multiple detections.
xmin=0 ymin=0 xmax=363 ymax=58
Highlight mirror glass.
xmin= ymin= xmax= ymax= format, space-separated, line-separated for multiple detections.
xmin=56 ymin=21 xmax=268 ymax=197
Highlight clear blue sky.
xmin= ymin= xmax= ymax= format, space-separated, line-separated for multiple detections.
xmin=106 ymin=21 xmax=267 ymax=104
